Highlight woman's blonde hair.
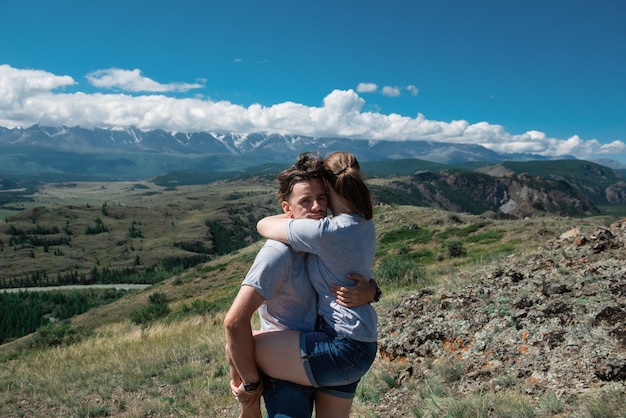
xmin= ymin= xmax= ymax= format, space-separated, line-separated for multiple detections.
xmin=324 ymin=151 xmax=373 ymax=220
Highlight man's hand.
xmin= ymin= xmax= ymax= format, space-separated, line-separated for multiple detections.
xmin=331 ymin=273 xmax=378 ymax=307
xmin=230 ymin=379 xmax=263 ymax=407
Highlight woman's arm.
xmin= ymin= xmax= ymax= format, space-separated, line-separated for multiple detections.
xmin=256 ymin=214 xmax=290 ymax=243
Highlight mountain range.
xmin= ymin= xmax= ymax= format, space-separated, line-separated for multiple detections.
xmin=3 ymin=124 xmax=626 ymax=217
xmin=0 ymin=124 xmax=579 ymax=180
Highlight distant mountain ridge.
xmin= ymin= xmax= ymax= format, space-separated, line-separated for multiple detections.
xmin=0 ymin=124 xmax=563 ymax=179
xmin=370 ymin=168 xmax=602 ymax=217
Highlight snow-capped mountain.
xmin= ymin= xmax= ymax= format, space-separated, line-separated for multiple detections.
xmin=0 ymin=124 xmax=563 ymax=179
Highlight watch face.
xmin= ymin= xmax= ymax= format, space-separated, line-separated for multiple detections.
xmin=244 ymin=381 xmax=260 ymax=392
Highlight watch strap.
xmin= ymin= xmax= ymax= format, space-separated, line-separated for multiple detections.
xmin=370 ymin=278 xmax=382 ymax=303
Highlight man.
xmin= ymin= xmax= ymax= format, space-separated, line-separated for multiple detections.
xmin=224 ymin=153 xmax=379 ymax=418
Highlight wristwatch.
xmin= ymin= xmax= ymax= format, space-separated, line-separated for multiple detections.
xmin=370 ymin=278 xmax=382 ymax=303
xmin=243 ymin=380 xmax=261 ymax=392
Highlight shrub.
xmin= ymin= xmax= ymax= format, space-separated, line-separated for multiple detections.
xmin=31 ymin=320 xmax=90 ymax=348
xmin=129 ymin=292 xmax=170 ymax=324
xmin=444 ymin=240 xmax=466 ymax=258
xmin=374 ymin=255 xmax=428 ymax=289
xmin=179 ymin=299 xmax=220 ymax=316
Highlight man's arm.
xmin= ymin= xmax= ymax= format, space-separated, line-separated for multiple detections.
xmin=224 ymin=285 xmax=266 ymax=398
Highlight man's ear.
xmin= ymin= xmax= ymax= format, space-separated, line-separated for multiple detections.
xmin=281 ymin=200 xmax=292 ymax=217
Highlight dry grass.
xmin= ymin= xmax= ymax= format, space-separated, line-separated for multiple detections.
xmin=0 ymin=315 xmax=240 ymax=417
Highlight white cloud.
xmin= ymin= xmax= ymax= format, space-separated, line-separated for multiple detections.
xmin=85 ymin=68 xmax=204 ymax=93
xmin=381 ymin=86 xmax=401 ymax=97
xmin=0 ymin=64 xmax=75 ymax=111
xmin=406 ymin=85 xmax=418 ymax=96
xmin=1 ymin=65 xmax=624 ymax=162
xmin=356 ymin=82 xmax=378 ymax=93
xmin=358 ymin=82 xmax=420 ymax=99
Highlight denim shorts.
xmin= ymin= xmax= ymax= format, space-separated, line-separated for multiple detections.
xmin=300 ymin=319 xmax=377 ymax=399
xmin=262 ymin=373 xmax=315 ymax=418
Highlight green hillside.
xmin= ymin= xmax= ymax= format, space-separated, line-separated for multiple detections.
xmin=501 ymin=159 xmax=624 ymax=205
xmin=0 ymin=158 xmax=624 ymax=418
xmin=1 ymin=198 xmax=623 ymax=416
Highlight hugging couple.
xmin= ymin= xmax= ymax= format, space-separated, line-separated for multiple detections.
xmin=225 ymin=151 xmax=381 ymax=418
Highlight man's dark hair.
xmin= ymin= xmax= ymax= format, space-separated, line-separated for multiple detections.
xmin=276 ymin=152 xmax=326 ymax=202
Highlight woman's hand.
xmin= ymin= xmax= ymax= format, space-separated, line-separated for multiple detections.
xmin=331 ymin=274 xmax=377 ymax=307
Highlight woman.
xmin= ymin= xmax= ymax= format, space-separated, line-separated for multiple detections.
xmin=253 ymin=151 xmax=378 ymax=418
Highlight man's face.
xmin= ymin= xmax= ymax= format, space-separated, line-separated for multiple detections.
xmin=282 ymin=179 xmax=328 ymax=220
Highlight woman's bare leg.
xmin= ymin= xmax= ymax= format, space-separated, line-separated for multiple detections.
xmin=253 ymin=330 xmax=311 ymax=386
xmin=314 ymin=391 xmax=353 ymax=418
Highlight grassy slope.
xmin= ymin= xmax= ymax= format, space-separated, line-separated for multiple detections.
xmin=1 ymin=189 xmax=622 ymax=416
xmin=0 ymin=178 xmax=278 ymax=285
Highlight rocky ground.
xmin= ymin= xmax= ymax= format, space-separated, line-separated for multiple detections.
xmin=374 ymin=218 xmax=626 ymax=416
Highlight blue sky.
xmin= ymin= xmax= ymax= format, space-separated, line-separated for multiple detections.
xmin=1 ymin=0 xmax=625 ymax=162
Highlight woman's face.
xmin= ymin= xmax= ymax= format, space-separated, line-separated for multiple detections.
xmin=283 ymin=179 xmax=328 ymax=219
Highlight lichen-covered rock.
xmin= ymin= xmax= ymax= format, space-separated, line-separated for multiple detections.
xmin=378 ymin=219 xmax=626 ymax=400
